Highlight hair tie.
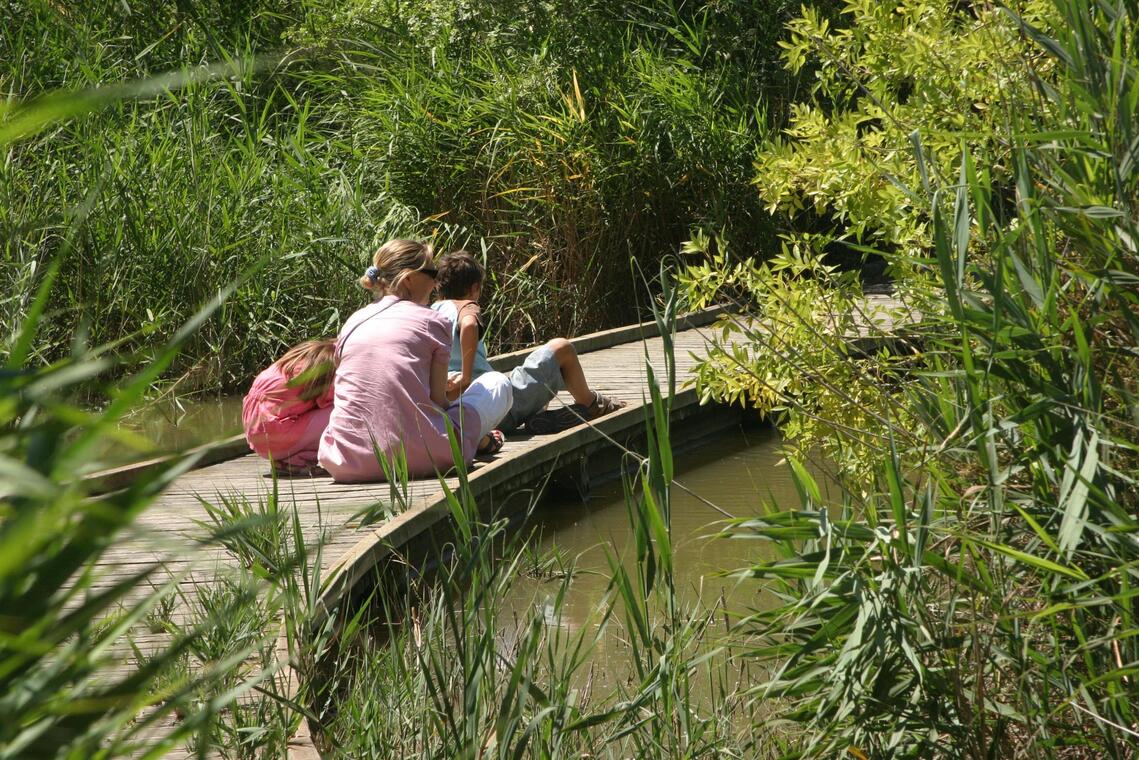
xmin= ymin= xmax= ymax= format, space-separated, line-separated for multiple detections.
xmin=365 ymin=265 xmax=380 ymax=284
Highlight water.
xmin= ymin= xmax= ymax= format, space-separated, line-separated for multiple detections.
xmin=100 ymin=395 xmax=244 ymax=465
xmin=498 ymin=424 xmax=836 ymax=690
xmin=115 ymin=397 xmax=822 ymax=698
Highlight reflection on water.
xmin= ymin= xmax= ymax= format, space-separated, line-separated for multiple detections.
xmin=101 ymin=395 xmax=244 ymax=465
xmin=499 ymin=424 xmax=835 ymax=692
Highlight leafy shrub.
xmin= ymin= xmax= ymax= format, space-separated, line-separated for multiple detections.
xmin=686 ymin=0 xmax=1139 ymax=755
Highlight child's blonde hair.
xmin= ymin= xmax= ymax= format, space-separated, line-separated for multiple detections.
xmin=276 ymin=339 xmax=336 ymax=402
xmin=359 ymin=239 xmax=434 ymax=298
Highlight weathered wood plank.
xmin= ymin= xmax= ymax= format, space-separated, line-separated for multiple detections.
xmin=90 ymin=314 xmax=725 ymax=639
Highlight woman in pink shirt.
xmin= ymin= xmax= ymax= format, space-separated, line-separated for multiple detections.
xmin=242 ymin=339 xmax=336 ymax=470
xmin=318 ymin=239 xmax=512 ymax=483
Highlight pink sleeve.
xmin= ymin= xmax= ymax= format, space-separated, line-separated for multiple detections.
xmin=428 ymin=311 xmax=452 ymax=366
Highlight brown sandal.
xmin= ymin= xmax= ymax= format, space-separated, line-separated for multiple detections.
xmin=585 ymin=391 xmax=625 ymax=419
xmin=476 ymin=429 xmax=506 ymax=456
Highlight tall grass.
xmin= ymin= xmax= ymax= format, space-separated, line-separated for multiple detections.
xmin=0 ymin=60 xmax=340 ymax=757
xmin=0 ymin=230 xmax=275 ymax=756
xmin=1 ymin=10 xmax=419 ymax=392
xmin=686 ymin=1 xmax=1139 ymax=756
xmin=3 ymin=0 xmax=822 ymax=394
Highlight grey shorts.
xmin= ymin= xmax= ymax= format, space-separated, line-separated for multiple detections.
xmin=500 ymin=344 xmax=564 ymax=431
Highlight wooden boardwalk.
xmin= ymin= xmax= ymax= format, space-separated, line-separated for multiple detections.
xmin=93 ymin=307 xmax=734 ymax=757
xmin=93 ymin=296 xmax=903 ymax=756
xmin=98 ymin=310 xmax=728 ymax=618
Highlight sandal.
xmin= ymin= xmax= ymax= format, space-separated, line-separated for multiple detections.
xmin=525 ymin=391 xmax=627 ymax=435
xmin=476 ymin=429 xmax=506 ymax=456
xmin=586 ymin=391 xmax=625 ymax=418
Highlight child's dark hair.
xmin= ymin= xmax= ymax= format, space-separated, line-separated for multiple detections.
xmin=276 ymin=339 xmax=336 ymax=401
xmin=435 ymin=250 xmax=485 ymax=299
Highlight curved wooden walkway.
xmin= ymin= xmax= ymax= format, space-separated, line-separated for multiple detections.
xmin=96 ymin=309 xmax=729 ymax=621
xmin=92 ymin=296 xmax=904 ymax=756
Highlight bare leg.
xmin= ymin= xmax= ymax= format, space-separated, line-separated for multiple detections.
xmin=549 ymin=338 xmax=596 ymax=406
xmin=521 ymin=342 xmax=626 ymax=434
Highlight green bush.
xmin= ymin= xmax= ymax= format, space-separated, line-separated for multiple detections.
xmin=686 ymin=0 xmax=1139 ymax=755
xmin=3 ymin=0 xmax=832 ymax=393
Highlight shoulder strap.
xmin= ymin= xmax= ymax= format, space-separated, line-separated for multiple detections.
xmin=336 ymin=299 xmax=399 ymax=360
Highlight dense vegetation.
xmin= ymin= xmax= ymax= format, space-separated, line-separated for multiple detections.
xmin=3 ymin=0 xmax=1138 ymax=758
xmin=684 ymin=0 xmax=1139 ymax=756
xmin=2 ymin=0 xmax=819 ymax=393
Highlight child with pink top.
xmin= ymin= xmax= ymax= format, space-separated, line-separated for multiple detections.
xmin=242 ymin=339 xmax=336 ymax=471
xmin=317 ymin=239 xmax=513 ymax=483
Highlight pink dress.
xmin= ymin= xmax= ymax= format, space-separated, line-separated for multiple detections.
xmin=317 ymin=296 xmax=483 ymax=482
xmin=242 ymin=362 xmax=334 ymax=467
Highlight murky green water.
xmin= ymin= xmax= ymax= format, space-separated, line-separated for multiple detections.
xmin=499 ymin=424 xmax=835 ymax=691
xmin=101 ymin=395 xmax=244 ymax=464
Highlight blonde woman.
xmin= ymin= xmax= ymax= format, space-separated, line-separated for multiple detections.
xmin=318 ymin=239 xmax=512 ymax=482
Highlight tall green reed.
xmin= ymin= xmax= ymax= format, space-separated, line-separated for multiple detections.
xmin=0 ymin=234 xmax=272 ymax=757
xmin=0 ymin=63 xmax=342 ymax=757
xmin=701 ymin=1 xmax=1139 ymax=756
xmin=5 ymin=1 xmax=811 ymax=392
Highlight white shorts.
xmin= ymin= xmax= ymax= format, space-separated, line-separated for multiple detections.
xmin=450 ymin=371 xmax=513 ymax=439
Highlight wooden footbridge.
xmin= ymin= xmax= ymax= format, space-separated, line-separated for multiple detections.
xmin=98 ymin=307 xmax=732 ymax=614
xmin=90 ymin=297 xmax=904 ymax=757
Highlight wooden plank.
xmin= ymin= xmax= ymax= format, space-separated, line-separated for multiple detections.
xmin=488 ymin=305 xmax=731 ymax=372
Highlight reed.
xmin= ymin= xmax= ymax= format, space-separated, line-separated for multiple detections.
xmin=0 ymin=229 xmax=280 ymax=757
xmin=684 ymin=1 xmax=1139 ymax=756
xmin=0 ymin=49 xmax=342 ymax=757
xmin=2 ymin=0 xmax=817 ymax=394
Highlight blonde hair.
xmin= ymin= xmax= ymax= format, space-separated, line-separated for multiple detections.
xmin=276 ymin=339 xmax=336 ymax=402
xmin=359 ymin=238 xmax=434 ymax=298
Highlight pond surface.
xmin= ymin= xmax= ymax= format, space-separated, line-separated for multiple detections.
xmin=100 ymin=395 xmax=244 ymax=465
xmin=498 ymin=424 xmax=836 ymax=692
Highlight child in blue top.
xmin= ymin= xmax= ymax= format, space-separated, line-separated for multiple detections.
xmin=431 ymin=250 xmax=625 ymax=434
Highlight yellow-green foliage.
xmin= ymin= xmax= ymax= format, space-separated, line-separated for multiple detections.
xmin=680 ymin=238 xmax=916 ymax=482
xmin=680 ymin=0 xmax=1063 ymax=478
xmin=758 ymin=0 xmax=1057 ymax=257
xmin=706 ymin=1 xmax=1139 ymax=754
